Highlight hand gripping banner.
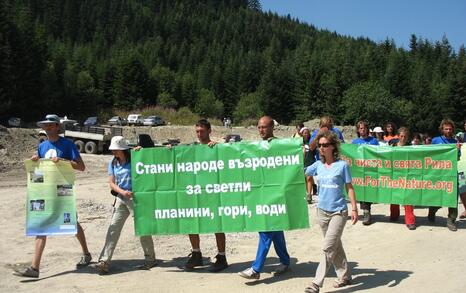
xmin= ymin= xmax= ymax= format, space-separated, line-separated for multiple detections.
xmin=131 ymin=139 xmax=309 ymax=235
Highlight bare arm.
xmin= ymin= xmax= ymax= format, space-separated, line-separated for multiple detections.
xmin=345 ymin=182 xmax=358 ymax=225
xmin=109 ymin=175 xmax=133 ymax=199
xmin=71 ymin=156 xmax=85 ymax=171
xmin=309 ymin=127 xmax=329 ymax=150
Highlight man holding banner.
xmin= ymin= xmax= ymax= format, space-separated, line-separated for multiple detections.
xmin=184 ymin=119 xmax=228 ymax=272
xmin=14 ymin=114 xmax=92 ymax=278
xmin=428 ymin=119 xmax=462 ymax=231
xmin=238 ymin=116 xmax=291 ymax=280
xmin=351 ymin=121 xmax=379 ymax=226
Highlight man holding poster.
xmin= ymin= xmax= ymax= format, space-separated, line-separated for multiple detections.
xmin=238 ymin=116 xmax=291 ymax=280
xmin=14 ymin=114 xmax=91 ymax=278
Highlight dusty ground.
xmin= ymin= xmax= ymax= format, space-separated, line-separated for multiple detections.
xmin=0 ymin=124 xmax=465 ymax=293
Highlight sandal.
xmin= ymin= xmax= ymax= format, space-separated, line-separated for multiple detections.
xmin=304 ymin=282 xmax=319 ymax=293
xmin=333 ymin=278 xmax=352 ymax=288
xmin=76 ymin=253 xmax=92 ymax=268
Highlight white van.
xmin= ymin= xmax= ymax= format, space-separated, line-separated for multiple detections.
xmin=127 ymin=114 xmax=143 ymax=126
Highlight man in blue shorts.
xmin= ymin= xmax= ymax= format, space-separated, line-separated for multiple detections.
xmin=14 ymin=114 xmax=92 ymax=278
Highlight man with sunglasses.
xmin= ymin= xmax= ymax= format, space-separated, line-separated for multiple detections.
xmin=14 ymin=114 xmax=92 ymax=278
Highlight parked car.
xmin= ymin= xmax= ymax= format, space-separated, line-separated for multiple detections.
xmin=83 ymin=116 xmax=98 ymax=126
xmin=8 ymin=117 xmax=21 ymax=127
xmin=224 ymin=134 xmax=241 ymax=143
xmin=107 ymin=116 xmax=127 ymax=126
xmin=127 ymin=114 xmax=144 ymax=126
xmin=143 ymin=116 xmax=166 ymax=126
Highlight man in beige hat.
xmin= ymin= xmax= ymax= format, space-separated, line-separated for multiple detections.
xmin=14 ymin=114 xmax=92 ymax=278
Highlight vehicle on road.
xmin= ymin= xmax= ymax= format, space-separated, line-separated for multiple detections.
xmin=8 ymin=117 xmax=22 ymax=127
xmin=83 ymin=116 xmax=98 ymax=126
xmin=143 ymin=116 xmax=166 ymax=126
xmin=107 ymin=116 xmax=127 ymax=126
xmin=62 ymin=124 xmax=123 ymax=154
xmin=127 ymin=114 xmax=143 ymax=126
xmin=224 ymin=134 xmax=242 ymax=143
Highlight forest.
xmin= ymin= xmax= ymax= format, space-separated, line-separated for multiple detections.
xmin=1 ymin=0 xmax=465 ymax=132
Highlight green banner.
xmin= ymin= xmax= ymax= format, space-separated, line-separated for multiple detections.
xmin=25 ymin=160 xmax=78 ymax=236
xmin=131 ymin=138 xmax=309 ymax=236
xmin=340 ymin=144 xmax=458 ymax=207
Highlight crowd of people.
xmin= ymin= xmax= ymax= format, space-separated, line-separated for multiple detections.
xmin=13 ymin=114 xmax=466 ymax=293
xmin=296 ymin=117 xmax=466 ymax=231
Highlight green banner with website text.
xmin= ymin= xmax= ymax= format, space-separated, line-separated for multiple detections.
xmin=131 ymin=139 xmax=309 ymax=236
xmin=340 ymin=144 xmax=458 ymax=207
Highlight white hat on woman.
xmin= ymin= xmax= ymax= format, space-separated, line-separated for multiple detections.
xmin=373 ymin=126 xmax=384 ymax=133
xmin=109 ymin=136 xmax=130 ymax=150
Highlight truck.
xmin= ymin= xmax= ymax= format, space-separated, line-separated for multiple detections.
xmin=63 ymin=124 xmax=123 ymax=154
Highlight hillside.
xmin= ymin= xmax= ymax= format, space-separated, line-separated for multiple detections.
xmin=2 ymin=0 xmax=466 ymax=132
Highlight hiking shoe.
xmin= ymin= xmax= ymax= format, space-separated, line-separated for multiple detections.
xmin=184 ymin=251 xmax=203 ymax=269
xmin=305 ymin=282 xmax=320 ymax=293
xmin=209 ymin=254 xmax=228 ymax=272
xmin=306 ymin=193 xmax=312 ymax=204
xmin=95 ymin=261 xmax=109 ymax=275
xmin=406 ymin=224 xmax=416 ymax=230
xmin=362 ymin=210 xmax=372 ymax=225
xmin=427 ymin=210 xmax=436 ymax=223
xmin=76 ymin=253 xmax=92 ymax=268
xmin=273 ymin=264 xmax=290 ymax=276
xmin=13 ymin=266 xmax=39 ymax=278
xmin=136 ymin=260 xmax=157 ymax=270
xmin=447 ymin=219 xmax=457 ymax=232
xmin=238 ymin=267 xmax=260 ymax=279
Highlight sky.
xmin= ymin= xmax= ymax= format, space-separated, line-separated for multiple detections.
xmin=261 ymin=0 xmax=465 ymax=52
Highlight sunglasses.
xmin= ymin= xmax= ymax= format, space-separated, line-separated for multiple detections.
xmin=318 ymin=143 xmax=333 ymax=148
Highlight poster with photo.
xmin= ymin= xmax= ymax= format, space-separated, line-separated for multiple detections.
xmin=25 ymin=160 xmax=77 ymax=236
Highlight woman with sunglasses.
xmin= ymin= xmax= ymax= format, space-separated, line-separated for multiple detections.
xmin=304 ymin=130 xmax=358 ymax=293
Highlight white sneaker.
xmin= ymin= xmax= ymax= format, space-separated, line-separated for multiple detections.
xmin=238 ymin=267 xmax=260 ymax=279
xmin=273 ymin=264 xmax=290 ymax=276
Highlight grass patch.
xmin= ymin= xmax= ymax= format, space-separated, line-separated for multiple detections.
xmin=111 ymin=106 xmax=222 ymax=126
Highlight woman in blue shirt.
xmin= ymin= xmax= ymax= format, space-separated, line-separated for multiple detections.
xmin=96 ymin=136 xmax=156 ymax=274
xmin=304 ymin=130 xmax=358 ymax=293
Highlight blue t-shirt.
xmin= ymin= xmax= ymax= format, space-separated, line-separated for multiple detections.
xmin=305 ymin=160 xmax=352 ymax=212
xmin=108 ymin=159 xmax=132 ymax=191
xmin=432 ymin=136 xmax=461 ymax=158
xmin=310 ymin=127 xmax=345 ymax=161
xmin=351 ymin=136 xmax=379 ymax=145
xmin=38 ymin=137 xmax=81 ymax=161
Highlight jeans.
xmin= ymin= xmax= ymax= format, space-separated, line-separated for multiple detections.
xmin=251 ymin=231 xmax=290 ymax=272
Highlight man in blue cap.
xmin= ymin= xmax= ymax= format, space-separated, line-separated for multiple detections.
xmin=14 ymin=114 xmax=92 ymax=278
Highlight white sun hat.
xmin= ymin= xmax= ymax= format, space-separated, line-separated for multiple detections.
xmin=373 ymin=126 xmax=384 ymax=133
xmin=109 ymin=136 xmax=130 ymax=150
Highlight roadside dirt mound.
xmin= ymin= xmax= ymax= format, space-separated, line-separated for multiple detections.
xmin=0 ymin=126 xmax=38 ymax=173
xmin=0 ymin=120 xmax=356 ymax=174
